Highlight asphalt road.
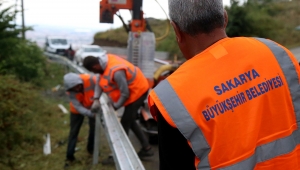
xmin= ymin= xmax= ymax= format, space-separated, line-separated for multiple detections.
xmin=291 ymin=47 xmax=300 ymax=62
xmin=117 ymin=108 xmax=159 ymax=170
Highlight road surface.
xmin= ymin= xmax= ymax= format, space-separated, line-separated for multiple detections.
xmin=291 ymin=47 xmax=300 ymax=62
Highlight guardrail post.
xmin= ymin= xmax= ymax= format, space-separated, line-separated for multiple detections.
xmin=93 ymin=109 xmax=102 ymax=164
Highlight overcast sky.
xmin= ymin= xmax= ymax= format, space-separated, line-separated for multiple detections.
xmin=10 ymin=0 xmax=231 ymax=32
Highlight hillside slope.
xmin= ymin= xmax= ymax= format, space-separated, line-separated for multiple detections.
xmin=93 ymin=18 xmax=181 ymax=59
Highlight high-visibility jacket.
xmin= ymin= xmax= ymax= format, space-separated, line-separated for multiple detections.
xmin=100 ymin=54 xmax=149 ymax=106
xmin=70 ymin=74 xmax=96 ymax=114
xmin=148 ymin=37 xmax=300 ymax=170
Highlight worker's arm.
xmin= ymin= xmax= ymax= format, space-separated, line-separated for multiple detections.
xmin=93 ymin=74 xmax=102 ymax=99
xmin=154 ymin=105 xmax=195 ymax=170
xmin=69 ymin=92 xmax=94 ymax=117
xmin=113 ymin=70 xmax=130 ymax=109
xmin=91 ymin=74 xmax=102 ymax=112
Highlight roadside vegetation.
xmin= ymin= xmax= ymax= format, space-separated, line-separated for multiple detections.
xmin=0 ymin=1 xmax=115 ymax=170
xmin=94 ymin=0 xmax=300 ymax=60
xmin=226 ymin=0 xmax=300 ymax=48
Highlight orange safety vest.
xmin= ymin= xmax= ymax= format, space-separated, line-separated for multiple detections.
xmin=70 ymin=74 xmax=96 ymax=114
xmin=100 ymin=54 xmax=149 ymax=106
xmin=148 ymin=37 xmax=300 ymax=170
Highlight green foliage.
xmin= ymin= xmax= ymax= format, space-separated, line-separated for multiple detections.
xmin=226 ymin=0 xmax=300 ymax=47
xmin=0 ymin=3 xmax=21 ymax=48
xmin=0 ymin=41 xmax=46 ymax=84
xmin=225 ymin=0 xmax=254 ymax=37
xmin=0 ymin=75 xmax=56 ymax=168
xmin=0 ymin=1 xmax=46 ymax=85
xmin=226 ymin=0 xmax=281 ymax=38
xmin=94 ymin=27 xmax=129 ymax=45
xmin=152 ymin=19 xmax=183 ymax=59
xmin=156 ymin=29 xmax=182 ymax=59
xmin=0 ymin=65 xmax=117 ymax=170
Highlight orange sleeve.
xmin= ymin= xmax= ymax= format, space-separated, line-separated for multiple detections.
xmin=148 ymin=95 xmax=158 ymax=121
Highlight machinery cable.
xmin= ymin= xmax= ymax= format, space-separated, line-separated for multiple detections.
xmin=153 ymin=0 xmax=170 ymax=41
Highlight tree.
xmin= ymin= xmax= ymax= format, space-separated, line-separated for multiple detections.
xmin=0 ymin=1 xmax=46 ymax=85
xmin=226 ymin=0 xmax=281 ymax=39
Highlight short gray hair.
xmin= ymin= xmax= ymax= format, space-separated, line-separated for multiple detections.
xmin=169 ymin=0 xmax=224 ymax=36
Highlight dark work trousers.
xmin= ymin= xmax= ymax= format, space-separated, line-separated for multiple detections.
xmin=120 ymin=91 xmax=150 ymax=149
xmin=66 ymin=113 xmax=95 ymax=160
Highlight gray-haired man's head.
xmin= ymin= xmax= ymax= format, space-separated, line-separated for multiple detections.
xmin=169 ymin=0 xmax=225 ymax=36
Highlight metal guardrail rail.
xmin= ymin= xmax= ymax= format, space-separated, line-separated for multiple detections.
xmin=44 ymin=52 xmax=146 ymax=170
xmin=45 ymin=52 xmax=88 ymax=74
xmin=154 ymin=58 xmax=170 ymax=65
xmin=100 ymin=95 xmax=145 ymax=170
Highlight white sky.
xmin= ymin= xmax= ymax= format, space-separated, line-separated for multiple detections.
xmin=10 ymin=0 xmax=231 ymax=31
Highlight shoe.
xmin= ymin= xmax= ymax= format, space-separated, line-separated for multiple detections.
xmin=101 ymin=156 xmax=115 ymax=165
xmin=64 ymin=158 xmax=75 ymax=169
xmin=138 ymin=147 xmax=154 ymax=158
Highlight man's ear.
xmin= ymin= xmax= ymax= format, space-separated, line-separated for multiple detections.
xmin=171 ymin=21 xmax=183 ymax=43
xmin=91 ymin=64 xmax=98 ymax=72
xmin=223 ymin=10 xmax=228 ymax=28
xmin=92 ymin=64 xmax=102 ymax=73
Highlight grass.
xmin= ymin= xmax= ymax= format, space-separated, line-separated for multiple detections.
xmin=0 ymin=62 xmax=116 ymax=170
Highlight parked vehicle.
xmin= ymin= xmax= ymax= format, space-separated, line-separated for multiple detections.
xmin=45 ymin=36 xmax=71 ymax=56
xmin=74 ymin=45 xmax=107 ymax=65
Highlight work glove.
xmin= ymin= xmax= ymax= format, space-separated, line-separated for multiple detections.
xmin=91 ymin=99 xmax=101 ymax=113
xmin=85 ymin=111 xmax=95 ymax=118
xmin=107 ymin=98 xmax=118 ymax=110
xmin=106 ymin=98 xmax=113 ymax=108
xmin=112 ymin=103 xmax=119 ymax=111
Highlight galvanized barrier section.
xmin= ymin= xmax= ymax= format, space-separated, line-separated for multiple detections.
xmin=100 ymin=95 xmax=145 ymax=170
xmin=44 ymin=52 xmax=146 ymax=170
xmin=45 ymin=52 xmax=88 ymax=74
xmin=154 ymin=58 xmax=170 ymax=65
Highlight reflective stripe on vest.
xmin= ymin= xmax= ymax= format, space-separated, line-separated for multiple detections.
xmin=84 ymin=75 xmax=96 ymax=92
xmin=100 ymin=54 xmax=149 ymax=106
xmin=152 ymin=38 xmax=300 ymax=169
xmin=104 ymin=68 xmax=138 ymax=99
xmin=102 ymin=65 xmax=137 ymax=95
xmin=103 ymin=64 xmax=137 ymax=86
xmin=154 ymin=80 xmax=211 ymax=168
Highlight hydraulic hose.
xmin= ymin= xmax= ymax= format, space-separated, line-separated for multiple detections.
xmin=153 ymin=0 xmax=170 ymax=42
xmin=153 ymin=64 xmax=177 ymax=81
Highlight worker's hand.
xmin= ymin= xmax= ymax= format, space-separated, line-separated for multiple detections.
xmin=106 ymin=98 xmax=119 ymax=110
xmin=107 ymin=98 xmax=115 ymax=109
xmin=112 ymin=103 xmax=119 ymax=111
xmin=109 ymin=100 xmax=118 ymax=110
xmin=91 ymin=100 xmax=101 ymax=113
xmin=86 ymin=111 xmax=95 ymax=118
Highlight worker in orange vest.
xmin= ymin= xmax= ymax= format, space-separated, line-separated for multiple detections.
xmin=63 ymin=72 xmax=100 ymax=168
xmin=83 ymin=54 xmax=154 ymax=163
xmin=148 ymin=0 xmax=300 ymax=170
